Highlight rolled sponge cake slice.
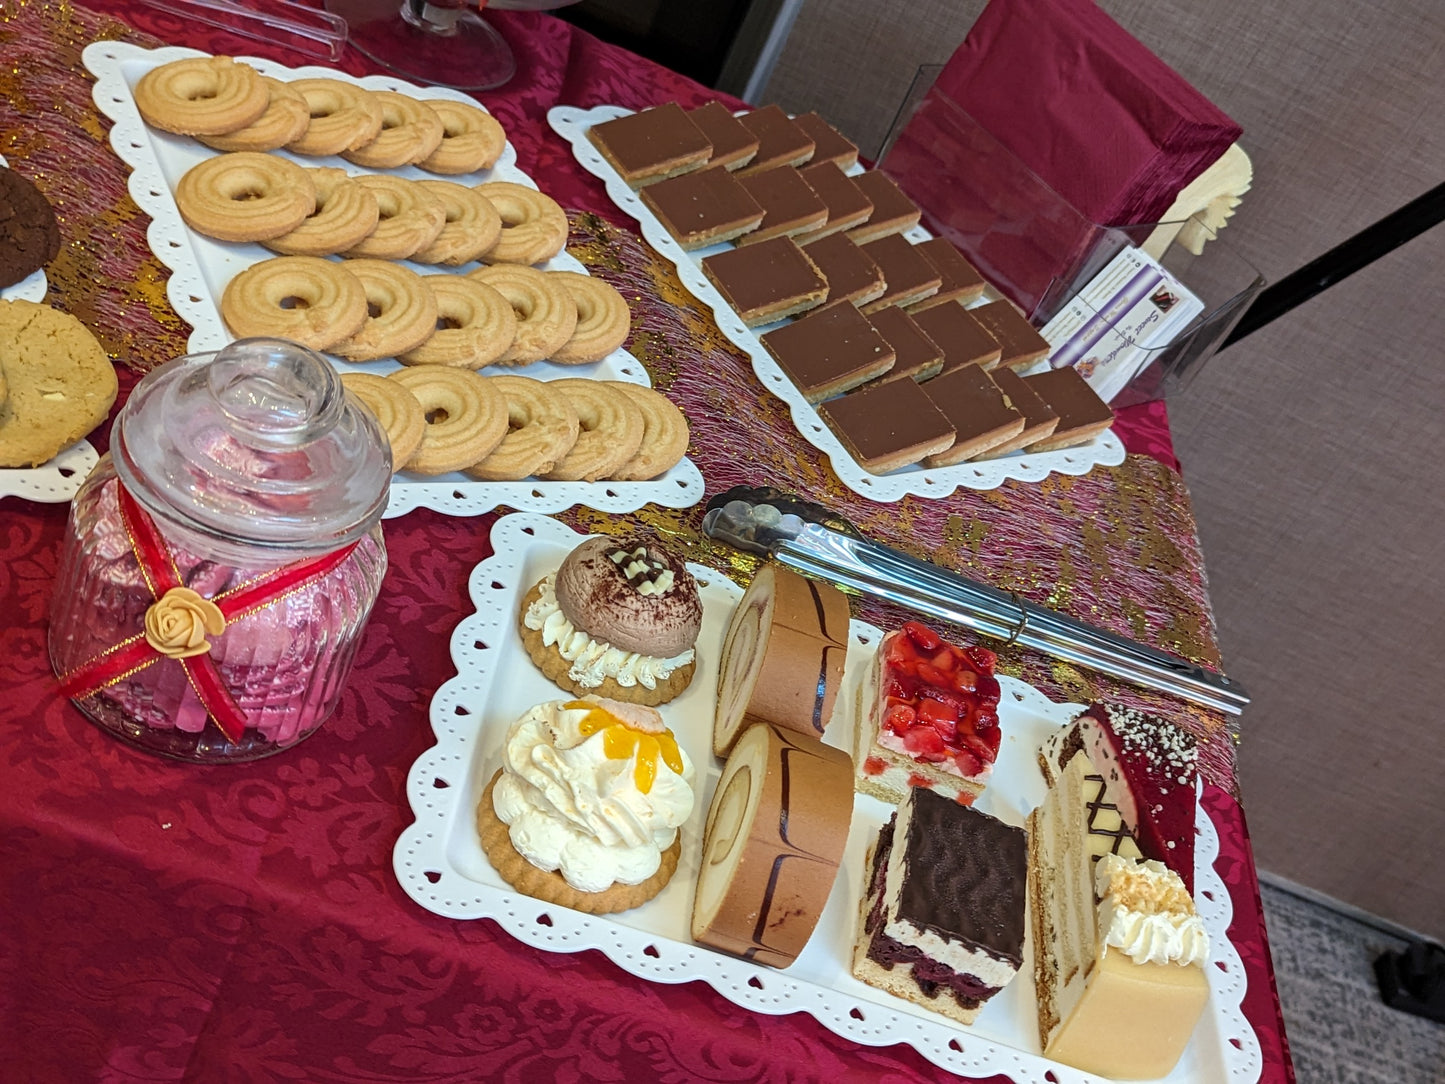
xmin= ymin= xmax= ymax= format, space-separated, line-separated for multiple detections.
xmin=692 ymin=722 xmax=853 ymax=968
xmin=851 ymin=786 xmax=1027 ymax=1025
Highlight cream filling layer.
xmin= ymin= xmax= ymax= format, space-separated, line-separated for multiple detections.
xmin=525 ymin=573 xmax=694 ymax=691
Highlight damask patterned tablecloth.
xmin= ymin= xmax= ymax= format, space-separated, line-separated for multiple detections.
xmin=0 ymin=2 xmax=1292 ymax=1081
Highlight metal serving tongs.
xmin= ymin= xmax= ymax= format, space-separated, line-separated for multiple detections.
xmin=135 ymin=0 xmax=349 ymax=61
xmin=701 ymin=486 xmax=1249 ymax=716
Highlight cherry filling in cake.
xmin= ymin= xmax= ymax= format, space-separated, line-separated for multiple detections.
xmin=855 ymin=620 xmax=1003 ymax=806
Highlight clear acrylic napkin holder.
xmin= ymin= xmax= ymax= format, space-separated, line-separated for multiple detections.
xmin=877 ymin=66 xmax=1265 ymax=406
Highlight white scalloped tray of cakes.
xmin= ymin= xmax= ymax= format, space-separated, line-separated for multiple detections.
xmin=82 ymin=44 xmax=704 ymax=519
xmin=393 ymin=513 xmax=1261 ymax=1084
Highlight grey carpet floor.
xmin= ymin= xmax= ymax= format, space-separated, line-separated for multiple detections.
xmin=1260 ymin=881 xmax=1445 ymax=1083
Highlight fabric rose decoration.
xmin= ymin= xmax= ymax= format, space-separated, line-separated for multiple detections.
xmin=143 ymin=587 xmax=226 ymax=659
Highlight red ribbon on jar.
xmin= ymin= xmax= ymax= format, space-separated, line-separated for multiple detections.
xmin=56 ymin=484 xmax=359 ymax=743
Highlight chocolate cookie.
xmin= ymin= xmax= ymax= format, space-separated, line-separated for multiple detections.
xmin=0 ymin=167 xmax=61 ymax=290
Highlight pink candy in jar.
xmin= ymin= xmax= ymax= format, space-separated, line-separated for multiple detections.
xmin=49 ymin=338 xmax=392 ymax=763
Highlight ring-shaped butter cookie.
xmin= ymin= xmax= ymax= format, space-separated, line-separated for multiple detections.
xmin=341 ymin=175 xmax=446 ymax=261
xmin=411 ymin=180 xmax=503 ymax=266
xmin=608 ymin=382 xmax=691 ymax=480
xmin=330 ymin=259 xmax=439 ymax=361
xmin=548 ymin=271 xmax=631 ymax=364
xmin=474 ymin=181 xmax=568 ymax=265
xmin=386 ymin=365 xmax=509 ymax=474
xmin=197 ymin=77 xmax=311 ymax=152
xmin=539 ymin=378 xmax=645 ymax=482
xmin=468 ymin=264 xmax=576 ymax=365
xmin=219 ymin=255 xmax=368 ymax=351
xmin=463 ymin=375 xmax=580 ymax=481
xmin=340 ymin=372 xmax=427 ymax=469
xmin=341 ymin=91 xmax=445 ymax=169
xmin=262 ymin=167 xmax=382 ymax=257
xmin=134 ymin=56 xmax=270 ymax=136
xmin=285 ymin=79 xmax=384 ymax=157
xmin=416 ymin=99 xmax=507 ymax=174
xmin=175 ymin=152 xmax=317 ymax=242
xmin=398 ymin=275 xmax=517 ymax=369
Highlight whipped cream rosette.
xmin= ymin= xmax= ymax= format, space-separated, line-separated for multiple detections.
xmin=478 ymin=697 xmax=696 ymax=914
xmin=518 ymin=534 xmax=703 ymax=706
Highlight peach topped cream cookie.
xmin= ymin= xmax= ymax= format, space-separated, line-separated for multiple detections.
xmin=519 ymin=534 xmax=702 ymax=706
xmin=477 ymin=696 xmax=696 ymax=914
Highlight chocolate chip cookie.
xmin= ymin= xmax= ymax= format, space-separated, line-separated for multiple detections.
xmin=0 ymin=166 xmax=61 ymax=290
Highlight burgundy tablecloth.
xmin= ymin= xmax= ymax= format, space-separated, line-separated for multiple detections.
xmin=0 ymin=3 xmax=1290 ymax=1081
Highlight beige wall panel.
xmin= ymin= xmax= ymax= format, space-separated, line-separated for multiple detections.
xmin=1171 ymin=228 xmax=1445 ymax=940
xmin=762 ymin=0 xmax=1445 ymax=935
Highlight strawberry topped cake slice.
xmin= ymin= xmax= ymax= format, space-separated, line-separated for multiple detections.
xmin=854 ymin=620 xmax=1003 ymax=806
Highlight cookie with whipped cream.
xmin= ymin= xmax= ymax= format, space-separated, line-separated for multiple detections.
xmin=477 ymin=696 xmax=696 ymax=914
xmin=519 ymin=534 xmax=703 ymax=706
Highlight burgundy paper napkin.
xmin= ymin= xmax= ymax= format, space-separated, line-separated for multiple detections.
xmin=934 ymin=0 xmax=1242 ymax=228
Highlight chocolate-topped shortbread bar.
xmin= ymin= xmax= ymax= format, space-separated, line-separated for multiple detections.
xmin=587 ymin=102 xmax=712 ymax=187
xmin=908 ymin=238 xmax=987 ymax=311
xmin=760 ymin=299 xmax=895 ymax=402
xmin=859 ymin=234 xmax=943 ymax=312
xmin=700 ymin=235 xmax=828 ymax=326
xmin=817 ymin=378 xmax=956 ymax=473
xmin=795 ymin=161 xmax=874 ymax=241
xmin=911 ymin=302 xmax=1002 ymax=372
xmin=736 ymin=166 xmax=829 ymax=244
xmin=852 ymin=787 xmax=1027 ymax=1025
xmin=737 ymin=105 xmax=815 ymax=174
xmin=970 ymin=299 xmax=1052 ymax=370
xmin=687 ymin=101 xmax=759 ymax=171
xmin=640 ymin=166 xmax=764 ymax=249
xmin=863 ymin=305 xmax=945 ymax=384
xmin=918 ymin=364 xmax=1025 ymax=466
xmin=791 ymin=112 xmax=859 ymax=170
xmin=1022 ymin=366 xmax=1114 ymax=450
xmin=846 ymin=171 xmax=921 ymax=244
xmin=976 ymin=366 xmax=1059 ymax=455
xmin=800 ymin=232 xmax=885 ymax=306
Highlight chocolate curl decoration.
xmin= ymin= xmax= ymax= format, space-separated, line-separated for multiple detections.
xmin=56 ymin=485 xmax=360 ymax=743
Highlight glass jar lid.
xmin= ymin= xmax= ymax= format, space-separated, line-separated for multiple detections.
xmin=113 ymin=338 xmax=391 ymax=552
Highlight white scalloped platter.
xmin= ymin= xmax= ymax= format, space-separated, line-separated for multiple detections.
xmin=548 ymin=106 xmax=1126 ymax=503
xmin=394 ymin=513 xmax=1260 ymax=1084
xmin=81 ymin=44 xmax=704 ymax=519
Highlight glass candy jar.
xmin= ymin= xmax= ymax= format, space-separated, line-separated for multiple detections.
xmin=49 ymin=339 xmax=392 ymax=763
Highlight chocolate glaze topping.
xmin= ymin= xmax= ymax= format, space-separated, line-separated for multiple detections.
xmin=897 ymin=788 xmax=1026 ymax=965
xmin=554 ymin=535 xmax=702 ymax=658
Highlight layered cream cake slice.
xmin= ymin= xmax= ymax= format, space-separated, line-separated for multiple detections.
xmin=1028 ymin=751 xmax=1210 ymax=1079
xmin=1040 ymin=702 xmax=1199 ymax=891
xmin=852 ymin=787 xmax=1027 ymax=1025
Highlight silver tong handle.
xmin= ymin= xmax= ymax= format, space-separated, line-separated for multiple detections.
xmin=774 ymin=525 xmax=1248 ymax=715
xmin=134 ymin=0 xmax=349 ymax=61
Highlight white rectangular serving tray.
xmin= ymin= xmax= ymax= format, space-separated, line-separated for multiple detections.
xmin=393 ymin=513 xmax=1261 ymax=1083
xmin=81 ymin=44 xmax=705 ymax=519
xmin=547 ymin=106 xmax=1127 ymax=503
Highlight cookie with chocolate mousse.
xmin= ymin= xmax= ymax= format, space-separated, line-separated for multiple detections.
xmin=518 ymin=534 xmax=703 ymax=705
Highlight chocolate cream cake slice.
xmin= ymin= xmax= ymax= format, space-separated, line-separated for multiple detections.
xmin=852 ymin=787 xmax=1026 ymax=1025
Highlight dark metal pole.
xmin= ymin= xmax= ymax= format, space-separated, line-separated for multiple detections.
xmin=1222 ymin=180 xmax=1445 ymax=348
